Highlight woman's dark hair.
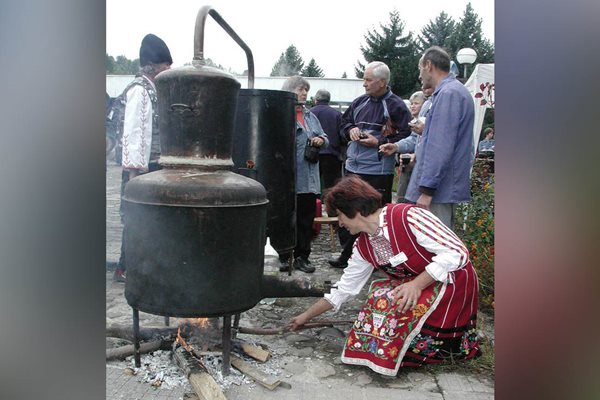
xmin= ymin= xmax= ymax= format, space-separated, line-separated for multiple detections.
xmin=324 ymin=175 xmax=382 ymax=218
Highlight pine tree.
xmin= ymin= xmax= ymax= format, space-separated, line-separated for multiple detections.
xmin=354 ymin=10 xmax=420 ymax=98
xmin=449 ymin=3 xmax=494 ymax=63
xmin=270 ymin=45 xmax=305 ymax=76
xmin=301 ymin=58 xmax=324 ymax=77
xmin=417 ymin=11 xmax=456 ymax=52
xmin=341 ymin=72 xmax=348 ymax=78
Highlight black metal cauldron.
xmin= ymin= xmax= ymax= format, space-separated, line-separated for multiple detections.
xmin=232 ymin=89 xmax=297 ymax=257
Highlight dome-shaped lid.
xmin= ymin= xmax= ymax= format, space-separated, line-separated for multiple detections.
xmin=123 ymin=169 xmax=268 ymax=207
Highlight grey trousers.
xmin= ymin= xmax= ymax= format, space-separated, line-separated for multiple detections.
xmin=428 ymin=203 xmax=456 ymax=229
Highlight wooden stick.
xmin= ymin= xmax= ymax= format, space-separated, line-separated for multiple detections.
xmin=106 ymin=324 xmax=178 ymax=342
xmin=106 ymin=340 xmax=164 ymax=361
xmin=173 ymin=345 xmax=226 ymax=400
xmin=240 ymin=343 xmax=270 ymax=362
xmin=230 ymin=354 xmax=289 ymax=390
xmin=237 ymin=319 xmax=354 ymax=336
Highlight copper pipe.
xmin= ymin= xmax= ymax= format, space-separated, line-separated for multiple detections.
xmin=193 ymin=6 xmax=255 ymax=88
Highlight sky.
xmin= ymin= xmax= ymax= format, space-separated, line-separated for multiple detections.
xmin=106 ymin=0 xmax=494 ymax=78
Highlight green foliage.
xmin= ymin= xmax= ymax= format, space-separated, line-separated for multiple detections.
xmin=355 ymin=10 xmax=421 ymax=98
xmin=417 ymin=11 xmax=456 ymax=52
xmin=301 ymin=58 xmax=325 ymax=77
xmin=448 ymin=3 xmax=494 ymax=63
xmin=106 ymin=53 xmax=139 ymax=74
xmin=341 ymin=71 xmax=348 ymax=78
xmin=454 ymin=159 xmax=495 ymax=311
xmin=270 ymin=45 xmax=305 ymax=76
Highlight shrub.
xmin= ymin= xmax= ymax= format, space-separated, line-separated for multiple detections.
xmin=454 ymin=158 xmax=495 ymax=312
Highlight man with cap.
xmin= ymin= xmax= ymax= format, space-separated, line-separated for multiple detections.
xmin=114 ymin=33 xmax=172 ymax=282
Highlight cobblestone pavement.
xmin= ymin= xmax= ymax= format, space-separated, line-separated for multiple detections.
xmin=105 ymin=163 xmax=494 ymax=399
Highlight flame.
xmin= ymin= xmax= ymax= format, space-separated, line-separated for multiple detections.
xmin=192 ymin=318 xmax=210 ymax=328
xmin=176 ymin=326 xmax=192 ymax=352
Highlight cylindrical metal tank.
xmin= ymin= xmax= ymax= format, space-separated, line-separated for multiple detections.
xmin=123 ymin=168 xmax=267 ymax=317
xmin=232 ymin=89 xmax=297 ymax=256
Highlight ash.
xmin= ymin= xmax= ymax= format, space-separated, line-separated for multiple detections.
xmin=202 ymin=354 xmax=250 ymax=390
xmin=127 ymin=350 xmax=191 ymax=390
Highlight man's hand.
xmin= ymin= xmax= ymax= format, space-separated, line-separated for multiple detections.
xmin=416 ymin=193 xmax=433 ymax=210
xmin=379 ymin=143 xmax=399 ymax=156
xmin=409 ymin=120 xmax=425 ymax=135
xmin=348 ymin=127 xmax=362 ymax=141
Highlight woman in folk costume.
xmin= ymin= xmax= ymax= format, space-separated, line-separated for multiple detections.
xmin=288 ymin=175 xmax=480 ymax=375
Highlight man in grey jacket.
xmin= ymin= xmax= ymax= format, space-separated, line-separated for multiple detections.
xmin=405 ymin=46 xmax=475 ymax=228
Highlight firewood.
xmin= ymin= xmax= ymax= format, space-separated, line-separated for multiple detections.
xmin=240 ymin=343 xmax=270 ymax=362
xmin=173 ymin=345 xmax=226 ymax=400
xmin=106 ymin=340 xmax=164 ymax=361
xmin=106 ymin=324 xmax=178 ymax=342
xmin=237 ymin=319 xmax=354 ymax=335
xmin=230 ymin=354 xmax=289 ymax=390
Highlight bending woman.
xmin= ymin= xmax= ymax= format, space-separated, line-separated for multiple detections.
xmin=288 ymin=175 xmax=480 ymax=375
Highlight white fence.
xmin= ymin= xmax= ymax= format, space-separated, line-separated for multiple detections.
xmin=106 ymin=75 xmax=364 ymax=106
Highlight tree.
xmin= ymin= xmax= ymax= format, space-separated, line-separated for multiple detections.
xmin=449 ymin=3 xmax=494 ymax=63
xmin=270 ymin=45 xmax=305 ymax=76
xmin=417 ymin=11 xmax=456 ymax=52
xmin=301 ymin=58 xmax=324 ymax=77
xmin=106 ymin=54 xmax=139 ymax=74
xmin=355 ymin=10 xmax=420 ymax=98
xmin=341 ymin=72 xmax=348 ymax=78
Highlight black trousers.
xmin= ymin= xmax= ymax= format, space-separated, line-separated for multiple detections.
xmin=281 ymin=193 xmax=317 ymax=262
xmin=319 ymin=154 xmax=342 ymax=193
xmin=337 ymin=171 xmax=394 ymax=260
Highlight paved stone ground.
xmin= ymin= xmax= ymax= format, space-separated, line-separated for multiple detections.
xmin=106 ymin=162 xmax=494 ymax=399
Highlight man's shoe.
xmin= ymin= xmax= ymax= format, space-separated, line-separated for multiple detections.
xmin=279 ymin=259 xmax=291 ymax=272
xmin=113 ymin=267 xmax=126 ymax=282
xmin=328 ymin=256 xmax=348 ymax=269
xmin=294 ymin=257 xmax=315 ymax=273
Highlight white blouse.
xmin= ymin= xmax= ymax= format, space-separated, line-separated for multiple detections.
xmin=324 ymin=206 xmax=469 ymax=312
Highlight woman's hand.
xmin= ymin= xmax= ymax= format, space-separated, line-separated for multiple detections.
xmin=310 ymin=136 xmax=324 ymax=147
xmin=287 ymin=313 xmax=311 ymax=331
xmin=389 ymin=281 xmax=422 ymax=314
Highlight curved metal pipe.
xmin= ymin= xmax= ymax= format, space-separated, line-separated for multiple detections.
xmin=193 ymin=5 xmax=255 ymax=88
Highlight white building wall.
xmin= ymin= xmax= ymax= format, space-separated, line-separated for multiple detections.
xmin=107 ymin=75 xmax=364 ymax=103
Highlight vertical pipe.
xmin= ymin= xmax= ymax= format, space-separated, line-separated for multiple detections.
xmin=232 ymin=313 xmax=241 ymax=339
xmin=164 ymin=316 xmax=170 ymax=327
xmin=193 ymin=6 xmax=255 ymax=88
xmin=133 ymin=308 xmax=141 ymax=367
xmin=222 ymin=315 xmax=232 ymax=375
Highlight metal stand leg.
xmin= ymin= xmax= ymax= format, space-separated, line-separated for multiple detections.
xmin=288 ymin=257 xmax=293 ymax=276
xmin=133 ymin=308 xmax=141 ymax=367
xmin=232 ymin=313 xmax=241 ymax=339
xmin=164 ymin=316 xmax=170 ymax=326
xmin=222 ymin=315 xmax=232 ymax=376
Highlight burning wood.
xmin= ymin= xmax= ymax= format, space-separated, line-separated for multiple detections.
xmin=173 ymin=343 xmax=227 ymax=400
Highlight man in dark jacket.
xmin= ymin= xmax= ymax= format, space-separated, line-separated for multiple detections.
xmin=310 ymin=89 xmax=344 ymax=191
xmin=328 ymin=61 xmax=411 ymax=269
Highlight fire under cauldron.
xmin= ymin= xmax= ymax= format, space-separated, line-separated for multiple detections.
xmin=121 ymin=6 xmax=328 ymax=373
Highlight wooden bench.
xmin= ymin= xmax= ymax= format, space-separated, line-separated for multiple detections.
xmin=313 ymin=216 xmax=339 ymax=252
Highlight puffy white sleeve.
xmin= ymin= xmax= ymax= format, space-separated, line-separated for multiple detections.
xmin=406 ymin=207 xmax=470 ymax=284
xmin=121 ymin=85 xmax=153 ymax=171
xmin=324 ymin=245 xmax=374 ymax=312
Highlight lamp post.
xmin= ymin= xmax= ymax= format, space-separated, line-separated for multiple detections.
xmin=456 ymin=48 xmax=477 ymax=79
